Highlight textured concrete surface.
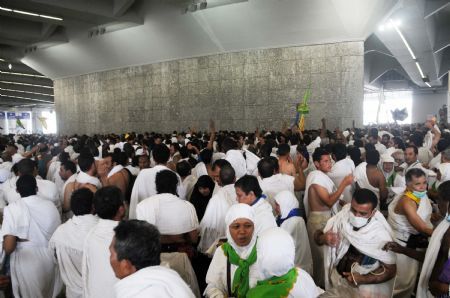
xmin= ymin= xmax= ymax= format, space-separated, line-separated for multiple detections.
xmin=55 ymin=41 xmax=364 ymax=134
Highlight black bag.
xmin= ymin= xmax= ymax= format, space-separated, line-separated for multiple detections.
xmin=406 ymin=233 xmax=429 ymax=249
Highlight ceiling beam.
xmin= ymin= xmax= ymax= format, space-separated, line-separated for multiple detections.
xmin=113 ymin=0 xmax=135 ymax=17
xmin=0 ymin=73 xmax=53 ymax=87
xmin=0 ymin=82 xmax=53 ymax=95
xmin=0 ymin=89 xmax=53 ymax=102
xmin=424 ymin=0 xmax=450 ymax=19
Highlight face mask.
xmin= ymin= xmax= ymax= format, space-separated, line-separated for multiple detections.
xmin=349 ymin=212 xmax=369 ymax=229
xmin=412 ymin=190 xmax=427 ymax=199
xmin=446 ymin=212 xmax=450 ymax=223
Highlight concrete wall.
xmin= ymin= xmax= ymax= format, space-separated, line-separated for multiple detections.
xmin=54 ymin=41 xmax=364 ymax=135
xmin=412 ymin=91 xmax=447 ymax=123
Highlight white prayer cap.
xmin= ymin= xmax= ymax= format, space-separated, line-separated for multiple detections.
xmin=274 ymin=191 xmax=299 ymax=219
xmin=186 ymin=133 xmax=192 ymax=138
xmin=342 ymin=130 xmax=350 ymax=138
xmin=0 ymin=168 xmax=10 ymax=183
xmin=171 ymin=137 xmax=178 ymax=143
xmin=257 ymin=227 xmax=295 ymax=280
xmin=380 ymin=154 xmax=394 ymax=163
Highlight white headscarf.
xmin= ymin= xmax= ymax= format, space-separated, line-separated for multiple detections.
xmin=380 ymin=154 xmax=395 ymax=178
xmin=274 ymin=191 xmax=299 ymax=219
xmin=225 ymin=203 xmax=257 ymax=259
xmin=256 ymin=227 xmax=295 ymax=280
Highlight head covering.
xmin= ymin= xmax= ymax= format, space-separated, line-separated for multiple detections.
xmin=225 ymin=203 xmax=257 ymax=257
xmin=256 ymin=227 xmax=295 ymax=280
xmin=274 ymin=191 xmax=299 ymax=219
xmin=189 ymin=175 xmax=215 ymax=221
xmin=380 ymin=154 xmax=394 ymax=164
xmin=222 ymin=204 xmax=257 ymax=298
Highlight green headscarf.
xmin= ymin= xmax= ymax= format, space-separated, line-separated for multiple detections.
xmin=222 ymin=241 xmax=257 ymax=298
xmin=246 ymin=267 xmax=298 ymax=298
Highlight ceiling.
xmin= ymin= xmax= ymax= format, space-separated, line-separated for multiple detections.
xmin=0 ymin=0 xmax=448 ymax=107
xmin=365 ymin=0 xmax=450 ymax=91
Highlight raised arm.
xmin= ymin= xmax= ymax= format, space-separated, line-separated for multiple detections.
xmin=310 ymin=175 xmax=353 ymax=208
xmin=320 ymin=118 xmax=327 ymax=139
xmin=206 ymin=119 xmax=216 ymax=151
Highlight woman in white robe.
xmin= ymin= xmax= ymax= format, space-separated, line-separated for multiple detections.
xmin=247 ymin=227 xmax=323 ymax=298
xmin=204 ymin=204 xmax=259 ymax=298
xmin=274 ymin=190 xmax=313 ymax=275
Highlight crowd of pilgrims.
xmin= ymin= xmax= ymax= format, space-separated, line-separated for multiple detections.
xmin=0 ymin=117 xmax=449 ymax=297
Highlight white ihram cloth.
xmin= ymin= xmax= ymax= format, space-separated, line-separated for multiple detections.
xmin=193 ymin=162 xmax=208 ymax=178
xmin=429 ymin=152 xmax=441 ymax=170
xmin=259 ymin=174 xmax=295 ymax=203
xmin=46 ymin=160 xmax=60 ymax=182
xmin=256 ymin=227 xmax=323 ymax=297
xmin=304 ymin=170 xmax=339 ymax=218
xmin=115 ymin=265 xmax=195 ymax=298
xmin=49 ymin=214 xmax=99 ymax=298
xmin=243 ymin=149 xmax=260 ymax=176
xmin=388 ymin=193 xmax=433 ymax=298
xmin=76 ymin=171 xmax=102 ymax=189
xmin=353 ymin=162 xmax=380 ymax=199
xmin=204 ymin=204 xmax=258 ymax=298
xmin=436 ymin=162 xmax=450 ymax=189
xmin=275 ymin=191 xmax=313 ymax=275
xmin=2 ymin=195 xmax=62 ymax=298
xmin=129 ymin=165 xmax=186 ymax=219
xmin=417 ymin=220 xmax=450 ymax=298
xmin=225 ymin=149 xmax=247 ymax=179
xmin=323 ymin=204 xmax=396 ymax=297
xmin=198 ymin=184 xmax=237 ymax=253
xmin=82 ymin=219 xmax=119 ymax=298
xmin=107 ymin=165 xmax=124 ymax=178
xmin=327 ymin=158 xmax=355 ymax=203
xmin=136 ymin=193 xmax=199 ymax=235
xmin=183 ymin=174 xmax=198 ymax=201
xmin=251 ymin=196 xmax=277 ymax=236
xmin=2 ymin=176 xmax=60 ymax=210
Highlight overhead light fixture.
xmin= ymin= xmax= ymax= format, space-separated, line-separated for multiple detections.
xmin=0 ymin=80 xmax=53 ymax=89
xmin=0 ymin=94 xmax=53 ymax=103
xmin=0 ymin=58 xmax=5 ymax=62
xmin=415 ymin=62 xmax=425 ymax=78
xmin=0 ymin=87 xmax=53 ymax=97
xmin=0 ymin=70 xmax=46 ymax=78
xmin=13 ymin=9 xmax=38 ymax=17
xmin=425 ymin=82 xmax=431 ymax=88
xmin=0 ymin=6 xmax=63 ymax=21
xmin=390 ymin=19 xmax=416 ymax=60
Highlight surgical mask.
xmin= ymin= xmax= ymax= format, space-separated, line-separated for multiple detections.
xmin=349 ymin=213 xmax=369 ymax=229
xmin=412 ymin=190 xmax=427 ymax=199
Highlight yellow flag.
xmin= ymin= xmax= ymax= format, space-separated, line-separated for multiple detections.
xmin=38 ymin=117 xmax=48 ymax=130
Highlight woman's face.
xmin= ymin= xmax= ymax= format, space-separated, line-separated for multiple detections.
xmin=198 ymin=186 xmax=211 ymax=197
xmin=229 ymin=218 xmax=254 ymax=247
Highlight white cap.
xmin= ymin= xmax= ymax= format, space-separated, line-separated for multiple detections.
xmin=380 ymin=154 xmax=394 ymax=163
xmin=171 ymin=137 xmax=178 ymax=143
xmin=186 ymin=134 xmax=191 ymax=138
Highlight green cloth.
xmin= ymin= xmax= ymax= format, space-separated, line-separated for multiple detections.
xmin=386 ymin=172 xmax=396 ymax=187
xmin=222 ymin=242 xmax=257 ymax=298
xmin=246 ymin=268 xmax=298 ymax=298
